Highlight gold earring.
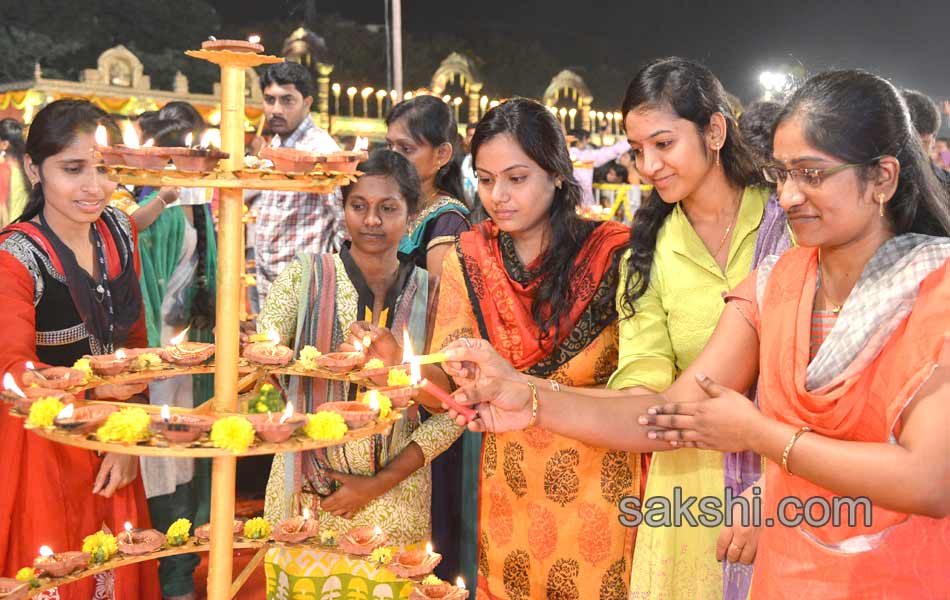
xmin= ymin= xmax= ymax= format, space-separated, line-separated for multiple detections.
xmin=878 ymin=193 xmax=885 ymax=216
xmin=715 ymin=146 xmax=721 ymax=166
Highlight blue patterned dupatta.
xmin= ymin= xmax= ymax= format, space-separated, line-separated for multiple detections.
xmin=398 ymin=196 xmax=470 ymax=257
xmin=274 ymin=249 xmax=428 ymax=520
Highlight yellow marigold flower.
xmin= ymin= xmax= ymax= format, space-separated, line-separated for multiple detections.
xmin=133 ymin=352 xmax=163 ymax=370
xmin=96 ymin=407 xmax=151 ymax=443
xmin=27 ymin=397 xmax=65 ymax=428
xmin=303 ymin=412 xmax=348 ymax=441
xmin=243 ymin=517 xmax=271 ymax=540
xmin=298 ymin=345 xmax=322 ymax=370
xmin=386 ymin=367 xmax=411 ymax=387
xmin=210 ymin=416 xmax=255 ymax=453
xmin=369 ymin=546 xmax=393 ymax=565
xmin=15 ymin=567 xmax=36 ymax=581
xmin=255 ymin=402 xmax=268 ymax=413
xmin=82 ymin=530 xmax=118 ymax=564
xmin=166 ymin=518 xmax=192 ymax=546
xmin=319 ymin=529 xmax=338 ymax=545
xmin=363 ymin=391 xmax=392 ymax=419
xmin=421 ymin=574 xmax=442 ymax=585
xmin=364 ymin=358 xmax=384 ymax=370
xmin=260 ymin=383 xmax=273 ymax=392
xmin=71 ymin=358 xmax=94 ymax=383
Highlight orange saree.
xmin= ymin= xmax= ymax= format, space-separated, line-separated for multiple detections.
xmin=729 ymin=243 xmax=950 ymax=599
xmin=431 ymin=221 xmax=638 ymax=600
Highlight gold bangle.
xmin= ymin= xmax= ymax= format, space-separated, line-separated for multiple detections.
xmin=782 ymin=426 xmax=811 ymax=475
xmin=525 ymin=381 xmax=539 ymax=428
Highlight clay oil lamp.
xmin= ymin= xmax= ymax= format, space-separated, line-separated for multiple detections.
xmin=317 ymin=400 xmax=378 ymax=429
xmin=53 ymin=402 xmax=117 ymax=432
xmin=166 ymin=131 xmax=229 ymax=172
xmin=321 ymin=150 xmax=367 ymax=174
xmin=372 ymin=384 xmax=416 ymax=409
xmin=32 ymin=546 xmax=89 ymax=578
xmin=117 ymin=521 xmax=166 ymax=556
xmin=337 ymin=525 xmax=387 ymax=556
xmin=313 ymin=339 xmax=367 ymax=373
xmin=242 ymin=330 xmax=294 ymax=366
xmin=260 ymin=146 xmax=320 ymax=174
xmin=201 ymin=36 xmax=264 ymax=54
xmin=118 ymin=123 xmax=168 ymax=170
xmin=150 ymin=404 xmax=214 ymax=444
xmin=0 ymin=578 xmax=29 ymax=600
xmin=390 ymin=542 xmax=442 ymax=579
xmin=2 ymin=372 xmax=73 ymax=414
xmin=94 ymin=125 xmax=124 ymax=166
xmin=87 ymin=349 xmax=132 ymax=377
xmin=194 ymin=518 xmax=246 ymax=542
xmin=248 ymin=401 xmax=307 ymax=443
xmin=159 ymin=327 xmax=215 ymax=367
xmin=273 ymin=508 xmax=319 ymax=543
xmin=409 ymin=578 xmax=469 ymax=600
xmin=20 ymin=363 xmax=85 ymax=390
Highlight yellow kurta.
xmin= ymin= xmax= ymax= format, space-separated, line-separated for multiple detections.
xmin=609 ymin=187 xmax=769 ymax=600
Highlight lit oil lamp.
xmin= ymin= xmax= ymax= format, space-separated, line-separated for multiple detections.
xmin=242 ymin=330 xmax=294 ymax=366
xmin=53 ymin=402 xmax=116 ymax=432
xmin=248 ymin=401 xmax=306 ymax=443
xmin=274 ymin=507 xmax=320 ymax=543
xmin=316 ymin=392 xmax=379 ymax=429
xmin=150 ymin=404 xmax=214 ymax=444
xmin=390 ymin=541 xmax=442 ymax=578
xmin=118 ymin=122 xmax=168 ymax=169
xmin=201 ymin=37 xmax=264 ymax=53
xmin=409 ymin=576 xmax=469 ymax=600
xmin=165 ymin=130 xmax=229 ymax=172
xmin=313 ymin=339 xmax=367 ymax=373
xmin=116 ymin=521 xmax=166 ymax=556
xmin=87 ymin=348 xmax=132 ymax=376
xmin=20 ymin=363 xmax=85 ymax=390
xmin=338 ymin=525 xmax=388 ymax=555
xmin=260 ymin=146 xmax=321 ymax=173
xmin=94 ymin=124 xmax=124 ymax=166
xmin=159 ymin=327 xmax=215 ymax=366
xmin=33 ymin=545 xmax=89 ymax=578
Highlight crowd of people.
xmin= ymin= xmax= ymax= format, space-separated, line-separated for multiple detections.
xmin=0 ymin=54 xmax=948 ymax=600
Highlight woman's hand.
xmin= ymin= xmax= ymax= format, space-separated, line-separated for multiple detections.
xmin=93 ymin=453 xmax=139 ymax=497
xmin=319 ymin=472 xmax=384 ymax=520
xmin=450 ymin=377 xmax=534 ymax=432
xmin=91 ymin=382 xmax=147 ymax=401
xmin=343 ymin=322 xmax=403 ymax=365
xmin=717 ymin=482 xmax=763 ymax=565
xmin=637 ymin=373 xmax=762 ymax=452
xmin=441 ymin=338 xmax=520 ymax=388
xmin=158 ymin=186 xmax=180 ymax=206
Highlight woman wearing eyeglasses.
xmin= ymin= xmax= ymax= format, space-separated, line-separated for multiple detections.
xmin=441 ymin=69 xmax=950 ymax=599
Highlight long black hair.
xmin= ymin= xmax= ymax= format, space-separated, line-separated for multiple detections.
xmin=386 ymin=94 xmax=466 ymax=205
xmin=343 ymin=148 xmax=422 ymax=214
xmin=16 ymin=100 xmax=119 ymax=224
xmin=778 ymin=70 xmax=950 ymax=236
xmin=471 ymin=97 xmax=615 ymax=344
xmin=620 ymin=57 xmax=758 ymax=317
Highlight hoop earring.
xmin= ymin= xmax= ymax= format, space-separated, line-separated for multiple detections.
xmin=878 ymin=193 xmax=885 ymax=216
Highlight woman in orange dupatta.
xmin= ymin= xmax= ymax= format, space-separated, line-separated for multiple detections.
xmin=440 ymin=71 xmax=950 ymax=600
xmin=430 ymin=98 xmax=634 ymax=599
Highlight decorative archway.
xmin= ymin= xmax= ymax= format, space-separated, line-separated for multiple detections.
xmin=543 ymin=70 xmax=593 ymax=130
xmin=431 ymin=52 xmax=484 ymax=124
xmin=82 ymin=45 xmax=151 ymax=90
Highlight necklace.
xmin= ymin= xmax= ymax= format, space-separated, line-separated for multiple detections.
xmin=816 ymin=253 xmax=843 ymax=314
xmin=711 ymin=209 xmax=739 ymax=260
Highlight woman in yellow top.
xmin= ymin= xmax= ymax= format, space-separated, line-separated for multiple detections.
xmin=612 ymin=57 xmax=791 ymax=600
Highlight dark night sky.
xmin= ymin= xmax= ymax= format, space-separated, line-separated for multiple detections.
xmin=209 ymin=0 xmax=950 ymax=106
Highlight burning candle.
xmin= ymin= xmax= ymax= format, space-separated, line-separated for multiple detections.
xmin=409 ymin=357 xmax=476 ymax=422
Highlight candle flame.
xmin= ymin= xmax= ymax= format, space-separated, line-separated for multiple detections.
xmin=456 ymin=577 xmax=465 ymax=590
xmin=248 ymin=34 xmax=261 ymax=44
xmin=122 ymin=121 xmax=139 ymax=148
xmin=56 ymin=403 xmax=74 ymax=420
xmin=161 ymin=404 xmax=171 ymax=422
xmin=3 ymin=373 xmax=26 ymax=398
xmin=302 ymin=507 xmax=311 ymax=521
xmin=352 ymin=136 xmax=369 ymax=152
xmin=124 ymin=521 xmax=133 ymax=532
xmin=114 ymin=349 xmax=127 ymax=360
xmin=39 ymin=546 xmax=54 ymax=558
xmin=401 ymin=327 xmax=414 ymax=365
xmin=169 ymin=327 xmax=190 ymax=346
xmin=185 ymin=132 xmax=193 ymax=147
xmin=95 ymin=125 xmax=109 ymax=147
xmin=279 ymin=401 xmax=293 ymax=424
xmin=200 ymin=129 xmax=221 ymax=149
xmin=142 ymin=138 xmax=155 ymax=148
xmin=426 ymin=542 xmax=433 ymax=554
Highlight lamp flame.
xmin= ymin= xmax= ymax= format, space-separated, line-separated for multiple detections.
xmin=200 ymin=129 xmax=220 ymax=149
xmin=39 ymin=546 xmax=54 ymax=558
xmin=279 ymin=401 xmax=293 ymax=424
xmin=142 ymin=138 xmax=154 ymax=148
xmin=3 ymin=373 xmax=26 ymax=398
xmin=354 ymin=340 xmax=363 ymax=353
xmin=302 ymin=507 xmax=311 ymax=521
xmin=25 ymin=361 xmax=35 ymax=370
xmin=425 ymin=542 xmax=433 ymax=555
xmin=56 ymin=403 xmax=74 ymax=420
xmin=373 ymin=525 xmax=382 ymax=536
xmin=124 ymin=521 xmax=133 ymax=533
xmin=456 ymin=577 xmax=465 ymax=590
xmin=401 ymin=328 xmax=414 ymax=365
xmin=267 ymin=330 xmax=281 ymax=345
xmin=248 ymin=34 xmax=261 ymax=45
xmin=122 ymin=121 xmax=139 ymax=148
xmin=366 ymin=390 xmax=380 ymax=411
xmin=114 ymin=349 xmax=127 ymax=360
xmin=95 ymin=125 xmax=109 ymax=147
xmin=185 ymin=132 xmax=193 ymax=147
xmin=169 ymin=327 xmax=190 ymax=346
xmin=352 ymin=136 xmax=369 ymax=152
xmin=161 ymin=404 xmax=171 ymax=422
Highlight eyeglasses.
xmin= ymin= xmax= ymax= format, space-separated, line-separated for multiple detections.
xmin=762 ymin=156 xmax=883 ymax=188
